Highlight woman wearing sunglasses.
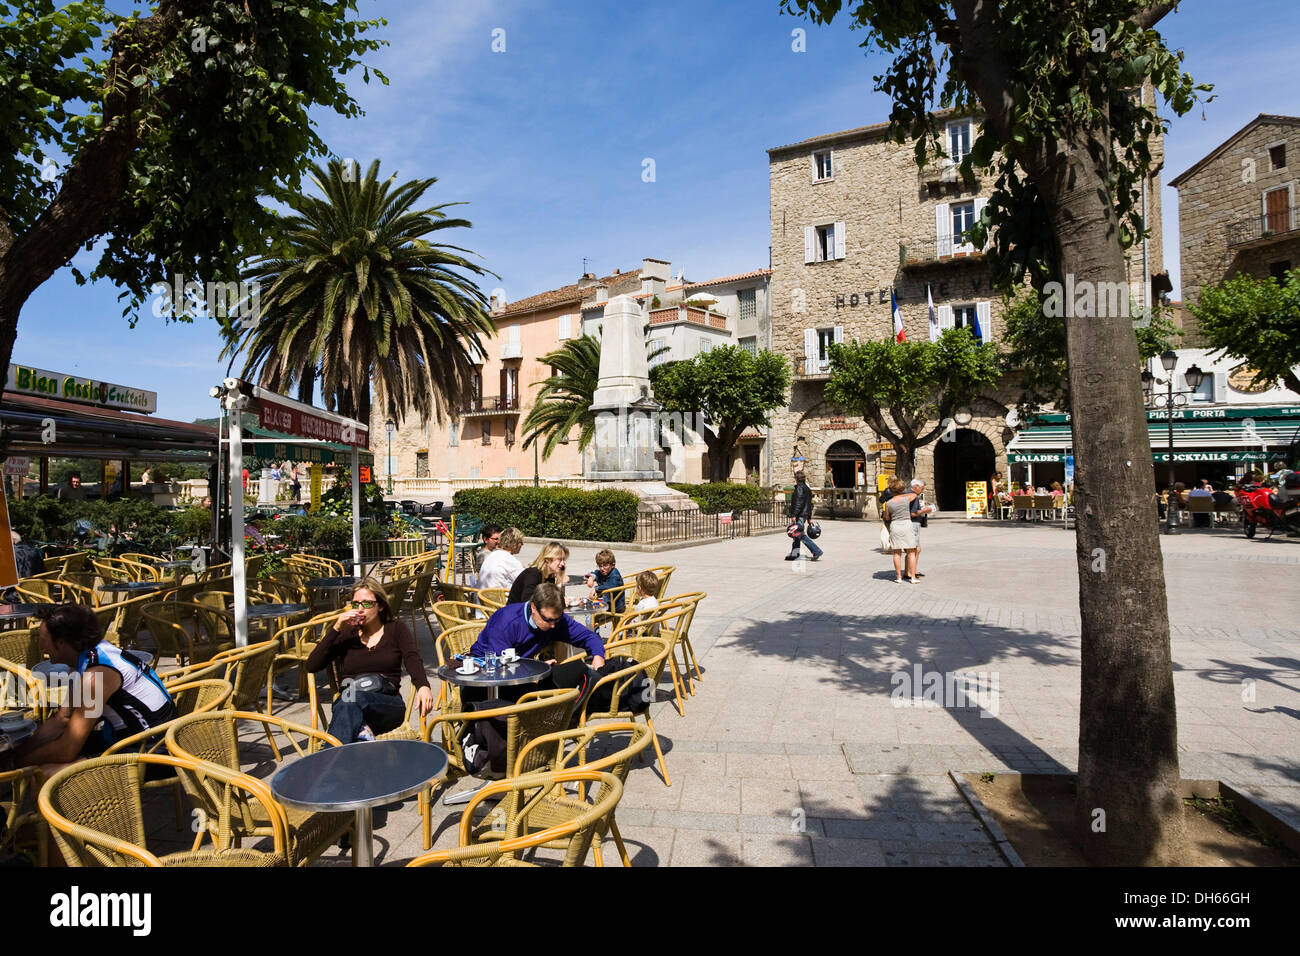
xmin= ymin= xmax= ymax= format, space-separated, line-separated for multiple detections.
xmin=305 ymin=579 xmax=434 ymax=743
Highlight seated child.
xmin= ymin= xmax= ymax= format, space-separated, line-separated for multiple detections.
xmin=585 ymin=548 xmax=626 ymax=612
xmin=634 ymin=570 xmax=659 ymax=614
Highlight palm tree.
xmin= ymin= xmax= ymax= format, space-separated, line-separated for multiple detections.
xmin=522 ymin=331 xmax=670 ymax=460
xmin=221 ymin=159 xmax=496 ymax=426
xmin=522 ymin=335 xmax=601 ymax=460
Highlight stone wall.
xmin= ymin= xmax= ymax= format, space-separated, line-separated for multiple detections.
xmin=1173 ymin=116 xmax=1300 ymax=343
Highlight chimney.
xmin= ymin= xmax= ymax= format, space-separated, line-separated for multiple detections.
xmin=489 ymin=292 xmax=505 ymax=313
xmin=594 ymin=282 xmax=609 ymax=303
xmin=577 ymin=272 xmax=598 ymax=289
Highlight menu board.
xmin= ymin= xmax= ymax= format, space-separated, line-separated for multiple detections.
xmin=966 ymin=481 xmax=988 ymax=518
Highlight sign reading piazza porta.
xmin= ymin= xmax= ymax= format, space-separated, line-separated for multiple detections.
xmin=4 ymin=364 xmax=158 ymax=413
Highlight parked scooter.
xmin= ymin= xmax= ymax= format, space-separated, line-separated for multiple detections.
xmin=1234 ymin=476 xmax=1300 ymax=539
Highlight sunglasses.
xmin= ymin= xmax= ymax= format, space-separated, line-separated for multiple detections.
xmin=537 ymin=609 xmax=563 ymax=624
xmin=348 ymin=600 xmax=377 ymax=609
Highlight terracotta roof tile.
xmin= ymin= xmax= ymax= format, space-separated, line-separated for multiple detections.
xmin=683 ymin=270 xmax=772 ymax=289
xmin=496 ymin=268 xmax=642 ymax=316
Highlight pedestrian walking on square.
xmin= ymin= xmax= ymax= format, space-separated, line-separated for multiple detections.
xmin=909 ymin=479 xmax=933 ymax=577
xmin=785 ymin=471 xmax=823 ymax=562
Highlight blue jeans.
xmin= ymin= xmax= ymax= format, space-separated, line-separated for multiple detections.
xmin=327 ymin=689 xmax=406 ymax=743
xmin=789 ymin=518 xmax=823 ymax=557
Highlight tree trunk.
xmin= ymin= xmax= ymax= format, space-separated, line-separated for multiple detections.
xmin=1048 ymin=137 xmax=1185 ymax=865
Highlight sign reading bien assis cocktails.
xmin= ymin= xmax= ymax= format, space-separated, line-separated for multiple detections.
xmin=5 ymin=364 xmax=158 ymax=414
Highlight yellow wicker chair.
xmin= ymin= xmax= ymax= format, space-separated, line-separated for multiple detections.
xmin=263 ymin=612 xmax=342 ymax=729
xmin=142 ymin=601 xmax=235 ymax=667
xmin=407 ymin=770 xmax=622 ymax=868
xmin=39 ymin=753 xmax=287 ymax=867
xmin=1 ymin=765 xmax=47 ymax=865
xmin=12 ymin=579 xmax=55 ymax=604
xmin=663 ymin=591 xmax=706 ymax=692
xmin=0 ymin=627 xmax=42 ymax=669
xmin=578 ymin=615 xmax=685 ymax=786
xmin=639 ymin=565 xmax=675 ymax=600
xmin=430 ymin=620 xmax=486 ymax=711
xmin=479 ymin=721 xmax=651 ymax=867
xmin=100 ymin=591 xmax=159 ymax=650
xmin=476 ymin=587 xmax=509 ymax=610
xmin=432 ymin=600 xmax=491 ymax=632
xmin=591 ymin=581 xmax=642 ymax=630
xmin=418 ymin=687 xmax=579 ymax=850
xmin=164 ymin=710 xmax=350 ymax=866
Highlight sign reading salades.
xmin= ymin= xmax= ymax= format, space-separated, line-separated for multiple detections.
xmin=257 ymin=393 xmax=369 ymax=448
xmin=5 ymin=364 xmax=157 ymax=413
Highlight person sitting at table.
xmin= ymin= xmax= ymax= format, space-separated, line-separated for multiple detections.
xmin=468 ymin=583 xmax=605 ymax=703
xmin=585 ymin=548 xmax=626 ymax=613
xmin=305 ymin=579 xmax=434 ymax=743
xmin=13 ymin=604 xmax=175 ymax=776
xmin=506 ymin=541 xmax=569 ymax=606
xmin=476 ymin=526 xmax=525 ymax=590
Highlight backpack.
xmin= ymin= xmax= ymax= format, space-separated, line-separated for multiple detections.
xmin=584 ymin=656 xmax=653 ymax=715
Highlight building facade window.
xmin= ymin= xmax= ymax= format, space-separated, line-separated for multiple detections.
xmin=812 ymin=149 xmax=833 ymax=181
xmin=802 ymin=326 xmax=843 ymax=374
xmin=738 ymin=288 xmax=756 ymax=321
xmin=1269 ymin=142 xmax=1287 ymax=170
xmin=1263 ymin=185 xmax=1292 ymax=233
xmin=415 ymin=451 xmax=429 ymax=477
xmin=805 ymin=222 xmax=845 ymax=263
xmin=648 ymin=337 xmax=667 ymax=367
xmin=505 ymin=420 xmax=516 ymax=446
xmin=947 ymin=119 xmax=973 ymax=164
xmin=448 ymin=419 xmax=459 ymax=447
xmin=505 ymin=467 xmax=517 ymax=479
xmin=557 ymin=313 xmax=572 ymax=339
xmin=481 ymin=420 xmax=491 ymax=445
xmin=739 ymin=335 xmax=757 ymax=355
xmin=1270 ymin=259 xmax=1292 ymax=281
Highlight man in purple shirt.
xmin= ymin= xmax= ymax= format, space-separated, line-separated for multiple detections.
xmin=471 ymin=583 xmax=606 ymax=668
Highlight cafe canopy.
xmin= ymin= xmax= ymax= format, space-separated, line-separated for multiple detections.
xmin=1006 ymin=405 xmax=1300 ymax=464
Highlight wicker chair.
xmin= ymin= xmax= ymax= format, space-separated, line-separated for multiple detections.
xmin=1 ymin=765 xmax=47 ymax=865
xmin=430 ymin=621 xmax=486 ymax=711
xmin=101 ymin=678 xmax=234 ymax=827
xmin=477 ymin=722 xmax=651 ymax=867
xmin=142 ymin=601 xmax=235 ymax=667
xmin=407 ymin=770 xmax=622 ymax=868
xmin=432 ymin=600 xmax=490 ymax=632
xmin=0 ymin=626 xmax=42 ymax=669
xmin=476 ymin=587 xmax=509 ymax=610
xmin=164 ymin=710 xmax=350 ymax=865
xmin=435 ymin=581 xmax=477 ymax=604
xmin=0 ymin=657 xmax=49 ymax=718
xmin=263 ymin=612 xmax=342 ymax=729
xmin=591 ymin=581 xmax=642 ymax=630
xmin=12 ymin=579 xmax=55 ymax=604
xmin=662 ymin=591 xmax=707 ymax=695
xmin=578 ymin=619 xmax=682 ymax=787
xmin=638 ymin=565 xmax=675 ymax=600
xmin=418 ymin=687 xmax=579 ymax=850
xmin=100 ymin=591 xmax=158 ymax=650
xmin=39 ymin=753 xmax=288 ymax=867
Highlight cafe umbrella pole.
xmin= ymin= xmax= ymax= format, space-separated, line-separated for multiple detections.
xmin=351 ymin=445 xmax=362 ymax=579
xmin=226 ymin=387 xmax=250 ymax=648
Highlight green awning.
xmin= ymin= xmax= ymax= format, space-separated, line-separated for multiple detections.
xmin=236 ymin=421 xmax=375 ymax=466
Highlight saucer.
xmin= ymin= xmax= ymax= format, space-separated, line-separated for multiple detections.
xmin=456 ymin=664 xmax=479 ymax=675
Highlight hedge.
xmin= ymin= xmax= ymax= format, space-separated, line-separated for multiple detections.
xmin=453 ymin=487 xmax=640 ymax=542
xmin=667 ymin=482 xmax=766 ymax=515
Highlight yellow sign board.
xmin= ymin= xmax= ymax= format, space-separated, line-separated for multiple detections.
xmin=310 ymin=464 xmax=322 ymax=511
xmin=966 ymin=480 xmax=988 ymax=518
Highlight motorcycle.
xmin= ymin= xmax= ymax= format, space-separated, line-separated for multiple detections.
xmin=1234 ymin=477 xmax=1300 ymax=539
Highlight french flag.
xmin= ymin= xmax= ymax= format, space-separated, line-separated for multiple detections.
xmin=891 ymin=289 xmax=905 ymax=343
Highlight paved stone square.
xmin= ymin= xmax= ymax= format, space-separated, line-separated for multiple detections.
xmin=235 ymin=516 xmax=1299 ymax=866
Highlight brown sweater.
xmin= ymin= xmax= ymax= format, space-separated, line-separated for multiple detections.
xmin=304 ymin=617 xmax=430 ymax=691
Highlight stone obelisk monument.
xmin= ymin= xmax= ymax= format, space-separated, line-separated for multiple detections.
xmin=587 ymin=294 xmax=695 ymax=512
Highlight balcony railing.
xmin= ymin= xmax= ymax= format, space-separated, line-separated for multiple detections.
xmin=1226 ymin=206 xmax=1299 ymax=248
xmin=459 ymin=395 xmax=520 ymax=416
xmin=500 ymin=341 xmax=523 ymax=360
xmin=899 ymin=237 xmax=984 ymax=269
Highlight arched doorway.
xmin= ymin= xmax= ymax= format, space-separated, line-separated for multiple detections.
xmin=825 ymin=440 xmax=866 ymax=489
xmin=934 ymin=429 xmax=995 ymax=511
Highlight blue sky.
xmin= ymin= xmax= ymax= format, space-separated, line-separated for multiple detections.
xmin=13 ymin=0 xmax=1298 ymax=422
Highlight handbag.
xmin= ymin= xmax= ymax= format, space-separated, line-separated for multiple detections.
xmin=339 ymin=673 xmax=398 ymax=697
xmin=879 ymin=524 xmax=891 ymax=550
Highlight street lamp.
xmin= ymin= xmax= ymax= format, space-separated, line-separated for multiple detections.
xmin=1142 ymin=355 xmax=1205 ymax=534
xmin=384 ymin=418 xmax=395 ymax=495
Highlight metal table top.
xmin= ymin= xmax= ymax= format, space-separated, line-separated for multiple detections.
xmin=0 ymin=604 xmax=44 ymax=621
xmin=96 ymin=581 xmax=163 ymax=594
xmin=305 ymin=577 xmax=362 ymax=591
xmin=0 ymin=713 xmax=38 ymax=753
xmin=436 ymin=657 xmax=551 ymax=690
xmin=243 ymin=603 xmax=311 ymax=621
xmin=270 ymin=740 xmax=448 ymax=813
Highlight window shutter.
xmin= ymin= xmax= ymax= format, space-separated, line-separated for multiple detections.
xmin=558 ymin=314 xmax=571 ymax=339
xmin=1212 ymin=371 xmax=1227 ymax=403
xmin=449 ymin=420 xmax=459 ymax=447
xmin=973 ymin=198 xmax=989 ymax=249
xmin=976 ymin=301 xmax=991 ymax=343
xmin=803 ymin=328 xmax=816 ymax=370
xmin=935 ymin=203 xmax=951 ymax=256
xmin=937 ymin=305 xmax=954 ymax=330
xmin=833 ymin=325 xmax=844 ymax=345
xmin=804 ymin=227 xmax=815 ymax=264
xmin=834 ymin=221 xmax=846 ymax=260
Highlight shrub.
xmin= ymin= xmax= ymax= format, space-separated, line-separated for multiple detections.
xmin=311 ymin=516 xmax=354 ymax=550
xmin=171 ymin=506 xmax=212 ymax=542
xmin=667 ymin=482 xmax=763 ymax=514
xmin=453 ymin=487 xmax=639 ymax=542
xmin=8 ymin=496 xmax=71 ymax=542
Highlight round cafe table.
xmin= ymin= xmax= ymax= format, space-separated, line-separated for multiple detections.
xmin=242 ymin=603 xmax=311 ymax=623
xmin=97 ymin=581 xmax=163 ymax=596
xmin=0 ymin=604 xmax=44 ymax=624
xmin=435 ymin=657 xmax=550 ymax=701
xmin=270 ymin=740 xmax=448 ymax=867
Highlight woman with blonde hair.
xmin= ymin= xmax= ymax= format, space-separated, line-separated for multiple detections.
xmin=506 ymin=541 xmax=569 ymax=605
xmin=883 ymin=477 xmax=922 ymax=584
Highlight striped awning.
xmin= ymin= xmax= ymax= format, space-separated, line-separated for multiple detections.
xmin=1006 ymin=405 xmax=1300 ymax=463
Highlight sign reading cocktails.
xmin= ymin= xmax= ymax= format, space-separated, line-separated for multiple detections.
xmin=5 ymin=364 xmax=157 ymax=413
xmin=257 ymin=393 xmax=369 ymax=448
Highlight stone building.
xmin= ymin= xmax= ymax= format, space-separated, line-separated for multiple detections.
xmin=1169 ymin=113 xmax=1300 ymax=346
xmin=766 ymin=112 xmax=1166 ymax=510
xmin=373 ymin=258 xmax=773 ymax=497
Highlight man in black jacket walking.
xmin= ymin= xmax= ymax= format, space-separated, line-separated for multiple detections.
xmin=785 ymin=472 xmax=823 ymax=561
